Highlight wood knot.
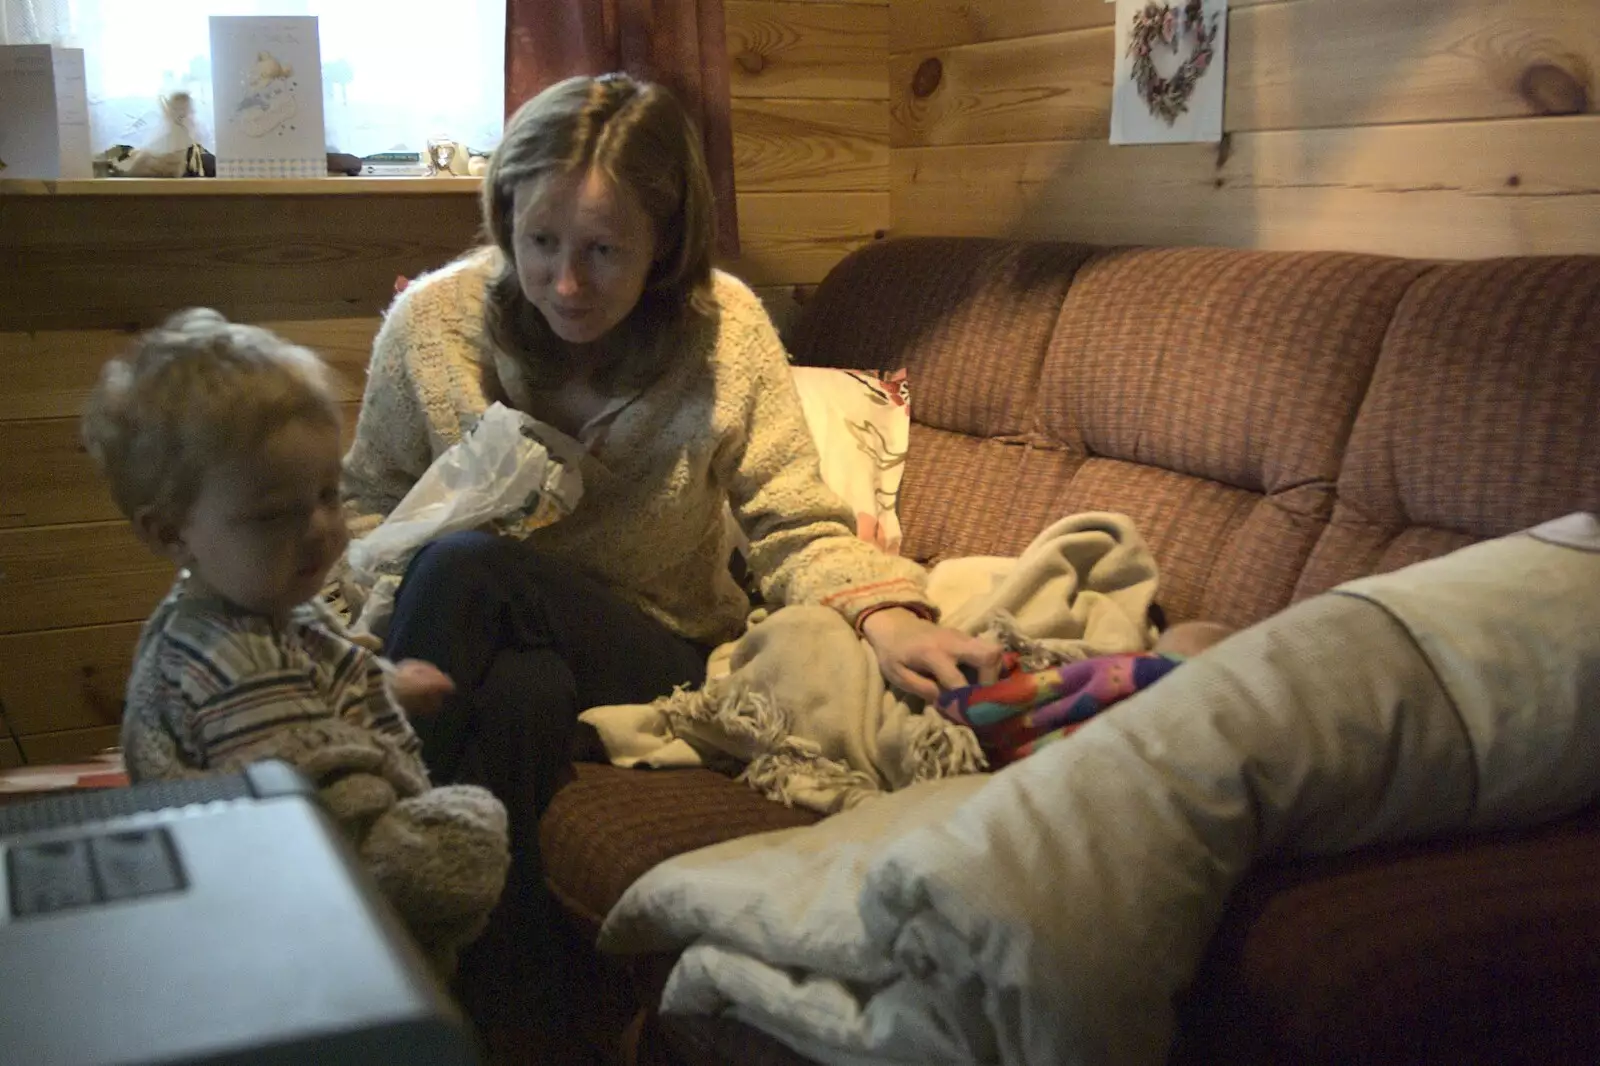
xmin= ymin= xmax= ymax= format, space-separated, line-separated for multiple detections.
xmin=735 ymin=50 xmax=766 ymax=76
xmin=1506 ymin=174 xmax=1522 ymax=188
xmin=1518 ymin=62 xmax=1589 ymax=116
xmin=912 ymin=57 xmax=943 ymax=99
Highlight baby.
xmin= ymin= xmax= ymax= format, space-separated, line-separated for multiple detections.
xmin=82 ymin=309 xmax=509 ymax=974
xmin=939 ymin=619 xmax=1237 ymax=768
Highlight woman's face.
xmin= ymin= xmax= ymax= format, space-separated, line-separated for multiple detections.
xmin=511 ymin=168 xmax=659 ymax=348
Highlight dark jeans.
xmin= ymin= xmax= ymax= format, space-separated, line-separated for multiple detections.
xmin=386 ymin=531 xmax=707 ymax=1026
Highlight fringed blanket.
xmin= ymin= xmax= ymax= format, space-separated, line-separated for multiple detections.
xmin=599 ymin=513 xmax=1600 ymax=1066
xmin=579 ymin=512 xmax=1160 ymax=813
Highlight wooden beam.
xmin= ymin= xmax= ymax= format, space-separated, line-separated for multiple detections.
xmin=892 ymin=116 xmax=1600 ymax=258
xmin=727 ymin=1 xmax=890 ymax=100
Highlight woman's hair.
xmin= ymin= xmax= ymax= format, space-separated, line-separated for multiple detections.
xmin=483 ymin=73 xmax=718 ymax=392
xmin=81 ymin=309 xmax=341 ymax=524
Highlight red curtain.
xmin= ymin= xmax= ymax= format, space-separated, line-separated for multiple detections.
xmin=506 ymin=0 xmax=739 ymax=257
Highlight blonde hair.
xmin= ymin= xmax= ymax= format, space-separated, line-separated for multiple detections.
xmin=81 ymin=309 xmax=341 ymax=523
xmin=483 ymin=73 xmax=717 ymax=392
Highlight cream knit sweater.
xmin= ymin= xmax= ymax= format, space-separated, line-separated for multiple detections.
xmin=341 ymin=250 xmax=930 ymax=645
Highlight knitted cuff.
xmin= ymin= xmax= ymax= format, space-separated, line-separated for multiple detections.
xmin=852 ymin=600 xmax=939 ymax=637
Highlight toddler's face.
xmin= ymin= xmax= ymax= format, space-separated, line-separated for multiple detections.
xmin=179 ymin=418 xmax=347 ymax=617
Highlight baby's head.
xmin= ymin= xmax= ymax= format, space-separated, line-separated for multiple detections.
xmin=82 ymin=310 xmax=347 ymax=617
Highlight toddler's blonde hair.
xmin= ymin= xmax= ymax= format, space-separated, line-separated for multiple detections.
xmin=82 ymin=309 xmax=341 ymax=524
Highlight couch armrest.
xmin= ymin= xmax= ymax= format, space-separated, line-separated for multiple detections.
xmin=1176 ymin=804 xmax=1600 ymax=1065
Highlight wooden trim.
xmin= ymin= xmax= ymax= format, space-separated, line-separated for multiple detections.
xmin=0 ymin=177 xmax=482 ymax=197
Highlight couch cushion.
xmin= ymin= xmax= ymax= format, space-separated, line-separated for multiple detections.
xmin=540 ymin=763 xmax=819 ymax=928
xmin=788 ymin=237 xmax=1095 ymax=438
xmin=1297 ymin=256 xmax=1600 ymax=597
xmin=788 ymin=238 xmax=1096 ymax=564
xmin=1021 ymin=247 xmax=1433 ymax=627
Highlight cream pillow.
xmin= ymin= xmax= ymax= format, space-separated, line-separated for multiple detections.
xmin=790 ymin=367 xmax=910 ymax=554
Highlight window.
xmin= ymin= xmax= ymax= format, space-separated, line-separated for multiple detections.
xmin=1 ymin=0 xmax=505 ymax=158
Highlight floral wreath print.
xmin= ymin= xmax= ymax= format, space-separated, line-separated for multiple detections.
xmin=1128 ymin=0 xmax=1220 ymax=126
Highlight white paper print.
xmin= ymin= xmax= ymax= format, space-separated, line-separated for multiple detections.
xmin=1111 ymin=0 xmax=1228 ymax=145
xmin=0 ymin=46 xmax=92 ymax=179
xmin=209 ymin=16 xmax=326 ymax=178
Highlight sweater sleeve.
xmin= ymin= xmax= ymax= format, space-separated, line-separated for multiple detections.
xmin=723 ymin=310 xmax=934 ymax=627
xmin=341 ymin=298 xmax=436 ymax=539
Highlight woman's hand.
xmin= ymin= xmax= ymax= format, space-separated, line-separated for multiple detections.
xmin=860 ymin=607 xmax=1004 ymax=703
xmin=387 ymin=659 xmax=457 ymax=719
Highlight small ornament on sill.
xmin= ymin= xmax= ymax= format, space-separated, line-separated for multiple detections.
xmin=1111 ymin=0 xmax=1228 ymax=145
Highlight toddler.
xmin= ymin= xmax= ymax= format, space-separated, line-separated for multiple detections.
xmin=82 ymin=309 xmax=509 ymax=974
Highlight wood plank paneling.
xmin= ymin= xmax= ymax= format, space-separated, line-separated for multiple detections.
xmin=733 ymin=98 xmax=888 ymax=192
xmin=20 ymin=726 xmax=123 ymax=765
xmin=893 ymin=115 xmax=1600 ymax=258
xmin=0 ymin=622 xmax=139 ymax=735
xmin=1 ymin=402 xmax=364 ymax=529
xmin=0 ymin=196 xmax=480 ymax=331
xmin=727 ymin=1 xmax=889 ymax=99
xmin=892 ymin=0 xmax=1109 ymax=54
xmin=1227 ymin=0 xmax=1600 ymax=132
xmin=0 ymin=521 xmax=173 ymax=635
xmin=891 ymin=0 xmax=1599 ymax=149
xmin=890 ymin=27 xmax=1112 ymax=148
xmin=726 ymin=192 xmax=887 ymax=286
xmin=0 ymin=738 xmax=20 ymax=770
xmin=0 ymin=320 xmax=378 ymax=421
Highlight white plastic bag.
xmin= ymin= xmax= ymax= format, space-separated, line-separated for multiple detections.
xmin=345 ymin=403 xmax=584 ymax=639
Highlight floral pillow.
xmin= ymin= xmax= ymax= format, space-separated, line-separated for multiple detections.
xmin=791 ymin=367 xmax=910 ymax=554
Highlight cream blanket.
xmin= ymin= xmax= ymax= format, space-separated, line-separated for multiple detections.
xmin=580 ymin=513 xmax=1159 ymax=813
xmin=600 ymin=513 xmax=1600 ymax=1065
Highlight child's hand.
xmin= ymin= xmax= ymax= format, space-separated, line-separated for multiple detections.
xmin=388 ymin=659 xmax=456 ymax=718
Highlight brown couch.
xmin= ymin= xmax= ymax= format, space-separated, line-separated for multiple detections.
xmin=538 ymin=238 xmax=1600 ymax=1064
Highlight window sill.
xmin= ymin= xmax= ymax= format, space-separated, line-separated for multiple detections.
xmin=0 ymin=177 xmax=482 ymax=197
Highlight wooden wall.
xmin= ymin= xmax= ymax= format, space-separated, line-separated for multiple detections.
xmin=726 ymin=0 xmax=889 ymax=324
xmin=0 ymin=0 xmax=889 ymax=765
xmin=889 ymin=0 xmax=1600 ymax=257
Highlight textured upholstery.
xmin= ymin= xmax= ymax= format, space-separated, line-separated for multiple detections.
xmin=535 ymin=239 xmax=1600 ymax=1066
xmin=1297 ymin=256 xmax=1600 ymax=598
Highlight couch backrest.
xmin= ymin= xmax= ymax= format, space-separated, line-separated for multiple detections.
xmin=788 ymin=239 xmax=1600 ymax=628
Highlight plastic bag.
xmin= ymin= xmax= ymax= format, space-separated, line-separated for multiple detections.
xmin=345 ymin=403 xmax=584 ymax=639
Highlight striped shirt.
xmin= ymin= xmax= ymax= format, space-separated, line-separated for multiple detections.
xmin=121 ymin=577 xmax=422 ymax=781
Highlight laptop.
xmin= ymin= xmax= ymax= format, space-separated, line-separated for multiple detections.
xmin=0 ymin=760 xmax=480 ymax=1065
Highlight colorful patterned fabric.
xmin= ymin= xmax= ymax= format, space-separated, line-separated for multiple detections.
xmin=937 ymin=652 xmax=1182 ymax=767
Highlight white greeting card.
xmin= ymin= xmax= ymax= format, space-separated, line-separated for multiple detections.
xmin=1111 ymin=0 xmax=1228 ymax=145
xmin=209 ymin=16 xmax=326 ymax=179
xmin=0 ymin=45 xmax=92 ymax=179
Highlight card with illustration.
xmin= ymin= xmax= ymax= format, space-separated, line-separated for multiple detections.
xmin=209 ymin=16 xmax=326 ymax=178
xmin=1111 ymin=0 xmax=1228 ymax=145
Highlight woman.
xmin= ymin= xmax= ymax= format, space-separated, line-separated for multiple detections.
xmin=341 ymin=73 xmax=1001 ymax=1032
